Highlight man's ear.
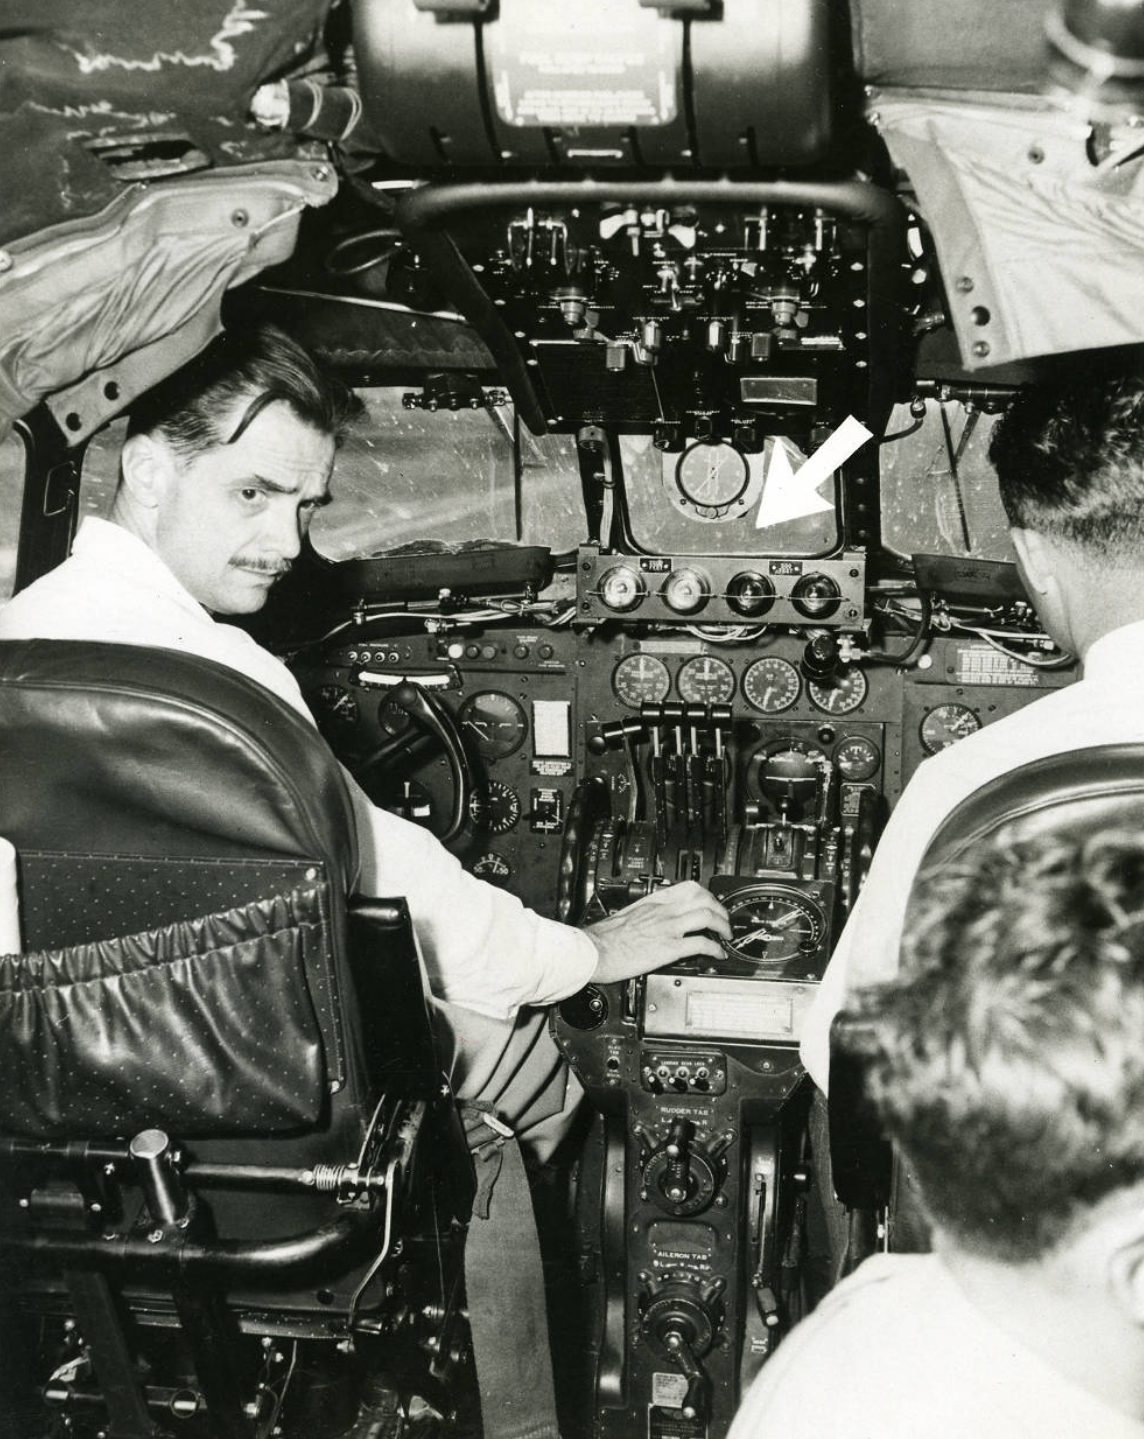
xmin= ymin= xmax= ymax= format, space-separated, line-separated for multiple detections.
xmin=119 ymin=432 xmax=175 ymax=509
xmin=1010 ymin=527 xmax=1053 ymax=597
xmin=1105 ymin=1222 xmax=1144 ymax=1326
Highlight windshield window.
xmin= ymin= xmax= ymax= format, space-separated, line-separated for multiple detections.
xmin=311 ymin=390 xmax=585 ymax=560
xmin=619 ymin=433 xmax=842 ymax=558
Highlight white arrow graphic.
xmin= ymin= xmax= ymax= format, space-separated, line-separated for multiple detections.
xmin=755 ymin=415 xmax=874 ymax=529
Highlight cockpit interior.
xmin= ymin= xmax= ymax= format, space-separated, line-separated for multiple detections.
xmin=2 ymin=1 xmax=1143 ymax=1435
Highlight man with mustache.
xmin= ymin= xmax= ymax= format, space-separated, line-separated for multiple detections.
xmin=0 ymin=323 xmax=731 ymax=1156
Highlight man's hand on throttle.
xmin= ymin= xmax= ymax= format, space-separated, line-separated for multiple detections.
xmin=583 ymin=881 xmax=732 ymax=986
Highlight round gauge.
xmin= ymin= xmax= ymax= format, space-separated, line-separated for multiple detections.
xmin=378 ymin=696 xmax=413 ymax=737
xmin=313 ymin=684 xmax=358 ymax=730
xmin=724 ymin=887 xmax=826 ymax=968
xmin=750 ymin=742 xmax=827 ymax=813
xmin=791 ymin=573 xmax=842 ymax=620
xmin=727 ymin=570 xmax=776 ymax=619
xmin=742 ymin=656 xmax=802 ymax=713
xmin=920 ymin=702 xmax=982 ymax=754
xmin=468 ymin=780 xmax=522 ymax=835
xmin=612 ymin=653 xmax=672 ymax=709
xmin=834 ymin=735 xmax=882 ymax=781
xmin=459 ymin=691 xmax=528 ymax=759
xmin=661 ymin=568 xmax=710 ymax=615
xmin=674 ymin=442 xmax=751 ymax=511
xmin=676 ymin=655 xmax=736 ymax=705
xmin=808 ymin=665 xmax=869 ymax=715
xmin=598 ymin=564 xmax=646 ymax=612
xmin=471 ymin=852 xmax=513 ymax=887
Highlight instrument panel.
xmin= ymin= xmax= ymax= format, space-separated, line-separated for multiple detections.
xmin=296 ymin=625 xmax=1074 ymax=940
xmin=288 ymin=598 xmax=1075 ymax=1439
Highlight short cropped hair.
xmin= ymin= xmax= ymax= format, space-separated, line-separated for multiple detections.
xmin=126 ymin=324 xmax=356 ymax=462
xmin=988 ymin=360 xmax=1144 ymax=556
xmin=850 ymin=832 xmax=1144 ymax=1261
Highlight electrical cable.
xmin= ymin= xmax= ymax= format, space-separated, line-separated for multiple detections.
xmin=865 ymin=591 xmax=932 ymax=667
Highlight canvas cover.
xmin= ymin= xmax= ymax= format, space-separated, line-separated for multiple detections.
xmin=0 ymin=0 xmax=339 ymax=436
xmin=874 ymin=95 xmax=1144 ymax=369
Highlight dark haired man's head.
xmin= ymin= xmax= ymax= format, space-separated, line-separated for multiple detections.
xmin=989 ymin=361 xmax=1144 ymax=559
xmin=849 ymin=832 xmax=1144 ymax=1264
xmin=115 ymin=326 xmax=352 ymax=615
xmin=126 ymin=324 xmax=356 ymax=459
xmin=986 ymin=358 xmax=1144 ymax=655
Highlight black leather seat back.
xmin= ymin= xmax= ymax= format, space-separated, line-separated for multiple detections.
xmin=0 ymin=639 xmax=370 ymax=1145
xmin=919 ymin=743 xmax=1144 ymax=867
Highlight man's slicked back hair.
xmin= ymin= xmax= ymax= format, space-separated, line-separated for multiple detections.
xmin=126 ymin=324 xmax=356 ymax=461
xmin=988 ymin=355 xmax=1144 ymax=557
xmin=851 ymin=832 xmax=1144 ymax=1261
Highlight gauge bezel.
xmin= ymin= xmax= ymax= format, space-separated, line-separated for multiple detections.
xmin=660 ymin=567 xmax=711 ymax=615
xmin=458 ymin=690 xmax=528 ymax=758
xmin=612 ymin=653 xmax=672 ymax=709
xmin=833 ymin=734 xmax=882 ymax=781
xmin=807 ymin=665 xmax=869 ymax=715
xmin=598 ymin=564 xmax=646 ymax=613
xmin=722 ymin=884 xmax=828 ymax=972
xmin=468 ymin=778 xmax=522 ymax=834
xmin=726 ymin=570 xmax=776 ymax=619
xmin=919 ymin=701 xmax=982 ymax=755
xmin=674 ymin=440 xmax=751 ymax=509
xmin=790 ymin=573 xmax=842 ymax=619
xmin=741 ymin=656 xmax=802 ymax=713
xmin=676 ymin=654 xmax=736 ymax=705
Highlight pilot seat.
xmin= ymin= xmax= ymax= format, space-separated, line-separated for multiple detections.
xmin=0 ymin=639 xmax=475 ymax=1439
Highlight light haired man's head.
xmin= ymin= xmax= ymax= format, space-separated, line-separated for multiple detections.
xmin=852 ymin=831 xmax=1144 ymax=1263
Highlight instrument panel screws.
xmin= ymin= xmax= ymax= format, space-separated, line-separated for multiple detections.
xmin=147 ymin=1228 xmax=164 ymax=1243
xmin=1027 ymin=145 xmax=1045 ymax=164
xmin=231 ymin=209 xmax=249 ymax=228
xmin=972 ymin=341 xmax=991 ymax=358
xmin=313 ymin=165 xmax=331 ymax=182
xmin=955 ymin=275 xmax=974 ymax=293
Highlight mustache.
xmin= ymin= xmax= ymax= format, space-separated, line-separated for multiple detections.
xmin=231 ymin=558 xmax=293 ymax=577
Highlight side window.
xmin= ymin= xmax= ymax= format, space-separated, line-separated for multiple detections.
xmin=0 ymin=431 xmax=28 ymax=602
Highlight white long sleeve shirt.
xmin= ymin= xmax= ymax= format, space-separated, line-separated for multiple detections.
xmin=801 ymin=620 xmax=1144 ymax=1087
xmin=729 ymin=1252 xmax=1144 ymax=1439
xmin=0 ymin=517 xmax=598 ymax=1019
